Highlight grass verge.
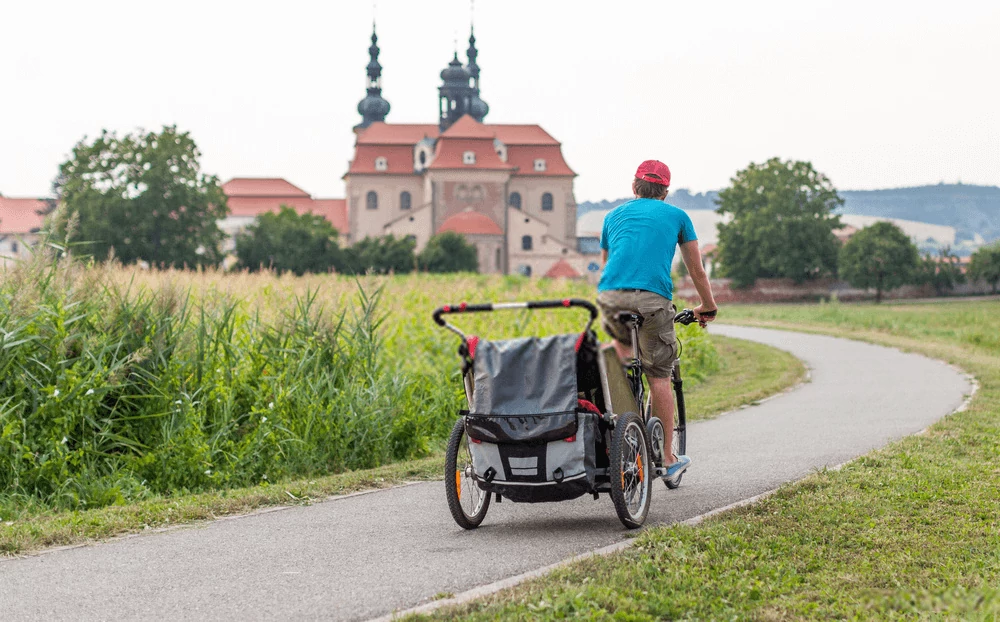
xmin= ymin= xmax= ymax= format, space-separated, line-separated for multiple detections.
xmin=0 ymin=333 xmax=797 ymax=557
xmin=415 ymin=300 xmax=1000 ymax=620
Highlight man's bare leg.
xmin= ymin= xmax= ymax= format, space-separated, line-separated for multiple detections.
xmin=612 ymin=339 xmax=677 ymax=464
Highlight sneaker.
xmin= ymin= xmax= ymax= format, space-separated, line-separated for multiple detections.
xmin=664 ymin=455 xmax=691 ymax=484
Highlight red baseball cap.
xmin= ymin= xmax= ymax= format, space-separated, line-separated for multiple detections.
xmin=635 ymin=160 xmax=671 ymax=187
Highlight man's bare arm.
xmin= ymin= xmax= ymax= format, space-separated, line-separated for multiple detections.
xmin=679 ymin=240 xmax=718 ymax=322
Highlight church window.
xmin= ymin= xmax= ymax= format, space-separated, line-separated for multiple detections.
xmin=495 ymin=248 xmax=501 ymax=270
xmin=419 ymin=151 xmax=427 ymax=165
xmin=400 ymin=191 xmax=412 ymax=210
xmin=366 ymin=191 xmax=378 ymax=210
xmin=534 ymin=159 xmax=547 ymax=172
xmin=11 ymin=242 xmax=18 ymax=254
xmin=541 ymin=192 xmax=554 ymax=211
xmin=463 ymin=151 xmax=476 ymax=165
xmin=470 ymin=185 xmax=484 ymax=201
xmin=375 ymin=157 xmax=388 ymax=171
xmin=522 ymin=235 xmax=533 ymax=251
xmin=517 ymin=264 xmax=532 ymax=277
xmin=509 ymin=192 xmax=521 ymax=209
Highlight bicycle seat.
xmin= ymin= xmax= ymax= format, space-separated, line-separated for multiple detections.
xmin=616 ymin=312 xmax=643 ymax=327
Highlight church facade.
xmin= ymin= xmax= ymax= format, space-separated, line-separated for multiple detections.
xmin=341 ymin=26 xmax=588 ymax=278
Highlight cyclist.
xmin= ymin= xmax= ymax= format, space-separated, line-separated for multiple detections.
xmin=597 ymin=159 xmax=718 ymax=484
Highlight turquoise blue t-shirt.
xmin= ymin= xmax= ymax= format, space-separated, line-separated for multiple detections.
xmin=598 ymin=198 xmax=698 ymax=300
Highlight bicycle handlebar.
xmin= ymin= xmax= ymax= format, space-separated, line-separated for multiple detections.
xmin=433 ymin=298 xmax=599 ymax=327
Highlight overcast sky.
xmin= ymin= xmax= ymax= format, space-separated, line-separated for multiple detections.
xmin=2 ymin=0 xmax=998 ymax=202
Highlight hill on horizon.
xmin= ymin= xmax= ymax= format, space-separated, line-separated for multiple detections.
xmin=577 ymin=183 xmax=1000 ymax=243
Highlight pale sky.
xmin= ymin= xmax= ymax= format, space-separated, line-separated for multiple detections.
xmin=2 ymin=0 xmax=998 ymax=202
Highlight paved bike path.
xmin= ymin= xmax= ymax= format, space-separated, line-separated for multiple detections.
xmin=0 ymin=326 xmax=973 ymax=621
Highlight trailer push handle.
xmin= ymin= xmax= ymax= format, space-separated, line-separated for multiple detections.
xmin=433 ymin=298 xmax=598 ymax=327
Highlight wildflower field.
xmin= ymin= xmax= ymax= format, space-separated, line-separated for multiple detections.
xmin=0 ymin=249 xmax=719 ymax=516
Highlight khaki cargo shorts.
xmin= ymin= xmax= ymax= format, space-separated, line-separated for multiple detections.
xmin=596 ymin=289 xmax=677 ymax=378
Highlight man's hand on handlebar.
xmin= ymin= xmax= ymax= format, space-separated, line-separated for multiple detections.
xmin=693 ymin=304 xmax=718 ymax=328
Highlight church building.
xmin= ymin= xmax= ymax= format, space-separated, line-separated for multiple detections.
xmin=222 ymin=24 xmax=589 ymax=278
xmin=342 ymin=25 xmax=587 ymax=278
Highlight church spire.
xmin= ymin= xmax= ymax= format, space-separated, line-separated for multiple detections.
xmin=465 ymin=24 xmax=489 ymax=123
xmin=355 ymin=23 xmax=390 ymax=130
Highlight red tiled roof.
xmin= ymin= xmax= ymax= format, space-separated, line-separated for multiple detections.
xmin=544 ymin=259 xmax=581 ymax=279
xmin=347 ymin=145 xmax=416 ymax=175
xmin=0 ymin=197 xmax=48 ymax=234
xmin=700 ymin=243 xmax=718 ymax=255
xmin=221 ymin=179 xmax=348 ymax=234
xmin=438 ymin=211 xmax=503 ymax=236
xmin=222 ymin=178 xmax=310 ymax=198
xmin=506 ymin=145 xmax=575 ymax=177
xmin=309 ymin=199 xmax=348 ymax=234
xmin=441 ymin=115 xmax=496 ymax=139
xmin=428 ymin=138 xmax=512 ymax=171
xmin=489 ymin=124 xmax=560 ymax=146
xmin=356 ymin=123 xmax=439 ymax=145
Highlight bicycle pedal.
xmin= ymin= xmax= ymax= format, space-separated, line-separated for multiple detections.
xmin=654 ymin=467 xmax=668 ymax=477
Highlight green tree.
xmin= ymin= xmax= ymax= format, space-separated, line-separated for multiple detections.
xmin=716 ymin=158 xmax=843 ymax=287
xmin=968 ymin=242 xmax=1000 ymax=294
xmin=916 ymin=246 xmax=966 ymax=296
xmin=839 ymin=221 xmax=920 ymax=302
xmin=53 ymin=126 xmax=228 ymax=267
xmin=417 ymin=231 xmax=478 ymax=273
xmin=235 ymin=206 xmax=343 ymax=275
xmin=343 ymin=235 xmax=416 ymax=274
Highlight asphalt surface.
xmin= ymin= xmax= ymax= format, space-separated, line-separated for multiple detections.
xmin=0 ymin=326 xmax=973 ymax=621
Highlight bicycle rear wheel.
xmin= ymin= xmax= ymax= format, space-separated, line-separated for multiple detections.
xmin=609 ymin=412 xmax=653 ymax=529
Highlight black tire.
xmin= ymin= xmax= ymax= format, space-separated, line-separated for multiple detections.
xmin=609 ymin=412 xmax=653 ymax=529
xmin=445 ymin=419 xmax=490 ymax=529
xmin=665 ymin=386 xmax=687 ymax=489
xmin=646 ymin=416 xmax=665 ymax=467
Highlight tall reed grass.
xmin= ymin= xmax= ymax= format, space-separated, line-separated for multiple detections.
xmin=0 ymin=241 xmax=717 ymax=513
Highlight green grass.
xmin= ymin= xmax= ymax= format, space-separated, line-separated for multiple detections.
xmin=416 ymin=300 xmax=1000 ymax=621
xmin=0 ymin=333 xmax=795 ymax=556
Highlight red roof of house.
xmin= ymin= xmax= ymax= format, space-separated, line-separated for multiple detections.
xmin=310 ymin=199 xmax=348 ymax=234
xmin=490 ymin=124 xmax=560 ymax=146
xmin=441 ymin=115 xmax=496 ymax=139
xmin=356 ymin=123 xmax=439 ymax=145
xmin=0 ymin=197 xmax=48 ymax=234
xmin=222 ymin=178 xmax=310 ymax=198
xmin=347 ymin=119 xmax=573 ymax=176
xmin=428 ymin=137 xmax=512 ymax=171
xmin=347 ymin=144 xmax=416 ymax=175
xmin=544 ymin=259 xmax=581 ymax=279
xmin=438 ymin=211 xmax=503 ymax=236
xmin=506 ymin=145 xmax=575 ymax=177
xmin=221 ymin=179 xmax=348 ymax=234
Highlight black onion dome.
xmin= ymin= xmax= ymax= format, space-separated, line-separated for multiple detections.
xmin=441 ymin=53 xmax=471 ymax=85
xmin=470 ymin=95 xmax=489 ymax=121
xmin=358 ymin=93 xmax=390 ymax=118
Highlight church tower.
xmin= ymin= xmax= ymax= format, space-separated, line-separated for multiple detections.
xmin=355 ymin=25 xmax=390 ymax=130
xmin=438 ymin=51 xmax=474 ymax=132
xmin=466 ymin=26 xmax=489 ymax=123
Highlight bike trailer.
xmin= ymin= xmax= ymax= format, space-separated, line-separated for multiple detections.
xmin=465 ymin=331 xmax=603 ymax=503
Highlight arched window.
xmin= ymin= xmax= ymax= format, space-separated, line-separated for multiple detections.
xmin=541 ymin=192 xmax=554 ymax=211
xmin=509 ymin=192 xmax=522 ymax=209
xmin=522 ymin=235 xmax=533 ymax=251
xmin=495 ymin=248 xmax=501 ymax=271
xmin=400 ymin=191 xmax=412 ymax=210
xmin=366 ymin=191 xmax=378 ymax=210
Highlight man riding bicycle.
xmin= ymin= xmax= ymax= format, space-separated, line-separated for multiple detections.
xmin=597 ymin=159 xmax=718 ymax=485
